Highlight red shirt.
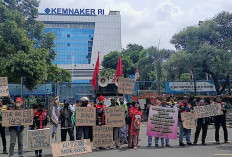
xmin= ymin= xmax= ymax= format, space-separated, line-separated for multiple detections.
xmin=96 ymin=104 xmax=106 ymax=125
xmin=129 ymin=107 xmax=142 ymax=136
xmin=34 ymin=109 xmax=47 ymax=129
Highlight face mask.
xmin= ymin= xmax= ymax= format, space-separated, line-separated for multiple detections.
xmin=16 ymin=103 xmax=21 ymax=107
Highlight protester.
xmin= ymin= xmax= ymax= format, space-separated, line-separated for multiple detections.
xmin=161 ymin=98 xmax=171 ymax=147
xmin=191 ymin=98 xmax=198 ymax=107
xmin=209 ymin=98 xmax=215 ymax=105
xmin=76 ymin=97 xmax=91 ymax=140
xmin=0 ymin=98 xmax=7 ymax=154
xmin=167 ymin=95 xmax=177 ymax=108
xmin=51 ymin=96 xmax=60 ymax=141
xmin=59 ymin=100 xmax=75 ymax=141
xmin=95 ymin=95 xmax=106 ymax=150
xmin=193 ymin=99 xmax=210 ymax=145
xmin=147 ymin=97 xmax=157 ymax=147
xmin=9 ymin=97 xmax=24 ymax=157
xmin=178 ymin=96 xmax=193 ymax=146
xmin=33 ymin=103 xmax=48 ymax=157
xmin=128 ymin=101 xmax=142 ymax=150
xmin=119 ymin=97 xmax=128 ymax=144
xmin=214 ymin=96 xmax=228 ymax=144
xmin=72 ymin=100 xmax=81 ymax=140
xmin=109 ymin=98 xmax=120 ymax=149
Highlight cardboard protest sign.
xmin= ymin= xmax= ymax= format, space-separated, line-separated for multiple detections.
xmin=75 ymin=107 xmax=96 ymax=126
xmin=0 ymin=77 xmax=9 ymax=97
xmin=93 ymin=126 xmax=113 ymax=148
xmin=105 ymin=106 xmax=125 ymax=127
xmin=181 ymin=112 xmax=197 ymax=129
xmin=194 ymin=104 xmax=223 ymax=118
xmin=147 ymin=106 xmax=178 ymax=139
xmin=117 ymin=78 xmax=135 ymax=95
xmin=51 ymin=139 xmax=92 ymax=157
xmin=2 ymin=109 xmax=33 ymax=126
xmin=27 ymin=128 xmax=50 ymax=151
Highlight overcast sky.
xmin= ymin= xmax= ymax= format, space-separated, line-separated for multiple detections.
xmin=39 ymin=0 xmax=232 ymax=50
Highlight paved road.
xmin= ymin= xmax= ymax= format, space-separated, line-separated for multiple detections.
xmin=1 ymin=123 xmax=231 ymax=157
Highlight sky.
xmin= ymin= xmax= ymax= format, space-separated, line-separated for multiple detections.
xmin=39 ymin=0 xmax=232 ymax=50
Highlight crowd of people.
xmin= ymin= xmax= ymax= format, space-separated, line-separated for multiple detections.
xmin=0 ymin=95 xmax=229 ymax=157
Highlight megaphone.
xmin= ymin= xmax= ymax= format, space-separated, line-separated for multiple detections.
xmin=115 ymin=77 xmax=121 ymax=86
xmin=98 ymin=76 xmax=109 ymax=87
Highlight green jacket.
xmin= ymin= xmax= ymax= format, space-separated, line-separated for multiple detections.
xmin=119 ymin=103 xmax=128 ymax=116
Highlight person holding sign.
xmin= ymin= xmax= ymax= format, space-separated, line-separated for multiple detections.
xmin=109 ymin=98 xmax=121 ymax=149
xmin=60 ymin=100 xmax=75 ymax=141
xmin=119 ymin=97 xmax=128 ymax=144
xmin=9 ymin=97 xmax=24 ymax=157
xmin=51 ymin=96 xmax=60 ymax=141
xmin=95 ymin=95 xmax=106 ymax=150
xmin=128 ymin=101 xmax=142 ymax=150
xmin=193 ymin=99 xmax=210 ymax=145
xmin=32 ymin=103 xmax=48 ymax=157
xmin=214 ymin=96 xmax=228 ymax=144
xmin=76 ymin=97 xmax=91 ymax=140
xmin=178 ymin=96 xmax=193 ymax=147
xmin=0 ymin=99 xmax=7 ymax=154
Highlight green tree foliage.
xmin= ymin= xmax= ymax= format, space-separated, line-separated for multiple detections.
xmin=0 ymin=0 xmax=71 ymax=89
xmin=47 ymin=65 xmax=72 ymax=82
xmin=122 ymin=44 xmax=144 ymax=63
xmin=170 ymin=11 xmax=232 ymax=95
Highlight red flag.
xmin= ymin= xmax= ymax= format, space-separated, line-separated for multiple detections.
xmin=92 ymin=52 xmax=100 ymax=91
xmin=114 ymin=55 xmax=123 ymax=81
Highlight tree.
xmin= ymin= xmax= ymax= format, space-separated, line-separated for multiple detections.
xmin=122 ymin=44 xmax=144 ymax=63
xmin=0 ymin=0 xmax=71 ymax=89
xmin=171 ymin=11 xmax=232 ymax=95
xmin=47 ymin=65 xmax=72 ymax=82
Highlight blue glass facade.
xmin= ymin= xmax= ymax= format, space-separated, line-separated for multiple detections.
xmin=43 ymin=23 xmax=95 ymax=65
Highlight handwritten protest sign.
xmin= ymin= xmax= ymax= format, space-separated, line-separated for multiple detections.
xmin=117 ymin=78 xmax=135 ymax=95
xmin=181 ymin=112 xmax=197 ymax=129
xmin=194 ymin=104 xmax=223 ymax=118
xmin=2 ymin=109 xmax=33 ymax=126
xmin=93 ymin=126 xmax=113 ymax=148
xmin=28 ymin=128 xmax=50 ymax=151
xmin=147 ymin=106 xmax=178 ymax=139
xmin=0 ymin=77 xmax=9 ymax=97
xmin=75 ymin=107 xmax=96 ymax=126
xmin=51 ymin=139 xmax=92 ymax=157
xmin=105 ymin=106 xmax=125 ymax=127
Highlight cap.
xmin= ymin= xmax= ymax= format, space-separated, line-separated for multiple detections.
xmin=98 ymin=95 xmax=105 ymax=101
xmin=16 ymin=97 xmax=23 ymax=104
xmin=150 ymin=97 xmax=156 ymax=101
xmin=80 ymin=97 xmax=89 ymax=102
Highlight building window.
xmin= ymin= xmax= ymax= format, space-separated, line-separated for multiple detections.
xmin=67 ymin=34 xmax=70 ymax=37
xmin=67 ymin=43 xmax=70 ymax=46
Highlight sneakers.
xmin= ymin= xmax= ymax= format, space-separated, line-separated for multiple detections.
xmin=96 ymin=147 xmax=100 ymax=151
xmin=187 ymin=142 xmax=193 ymax=145
xmin=179 ymin=142 xmax=185 ymax=146
xmin=202 ymin=143 xmax=207 ymax=145
xmin=224 ymin=141 xmax=229 ymax=143
xmin=134 ymin=146 xmax=138 ymax=150
xmin=155 ymin=144 xmax=160 ymax=148
xmin=3 ymin=149 xmax=8 ymax=154
xmin=216 ymin=141 xmax=220 ymax=144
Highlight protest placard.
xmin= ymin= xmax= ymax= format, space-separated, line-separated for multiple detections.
xmin=181 ymin=112 xmax=197 ymax=129
xmin=0 ymin=77 xmax=9 ymax=97
xmin=75 ymin=107 xmax=96 ymax=126
xmin=105 ymin=106 xmax=125 ymax=127
xmin=194 ymin=104 xmax=223 ymax=118
xmin=147 ymin=106 xmax=178 ymax=139
xmin=117 ymin=78 xmax=135 ymax=95
xmin=93 ymin=126 xmax=113 ymax=148
xmin=2 ymin=109 xmax=33 ymax=126
xmin=28 ymin=128 xmax=50 ymax=151
xmin=51 ymin=139 xmax=92 ymax=157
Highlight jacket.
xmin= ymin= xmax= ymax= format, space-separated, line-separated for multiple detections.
xmin=60 ymin=107 xmax=73 ymax=129
xmin=95 ymin=104 xmax=106 ymax=125
xmin=33 ymin=109 xmax=48 ymax=129
xmin=9 ymin=107 xmax=24 ymax=131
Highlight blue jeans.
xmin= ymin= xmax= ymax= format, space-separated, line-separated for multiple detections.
xmin=77 ymin=126 xmax=90 ymax=140
xmin=148 ymin=137 xmax=169 ymax=146
xmin=179 ymin=122 xmax=191 ymax=143
xmin=120 ymin=125 xmax=127 ymax=142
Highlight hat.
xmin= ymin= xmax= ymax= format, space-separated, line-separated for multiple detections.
xmin=150 ymin=97 xmax=156 ymax=101
xmin=80 ymin=97 xmax=89 ymax=102
xmin=16 ymin=97 xmax=23 ymax=104
xmin=132 ymin=96 xmax=138 ymax=101
xmin=98 ymin=95 xmax=105 ymax=101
